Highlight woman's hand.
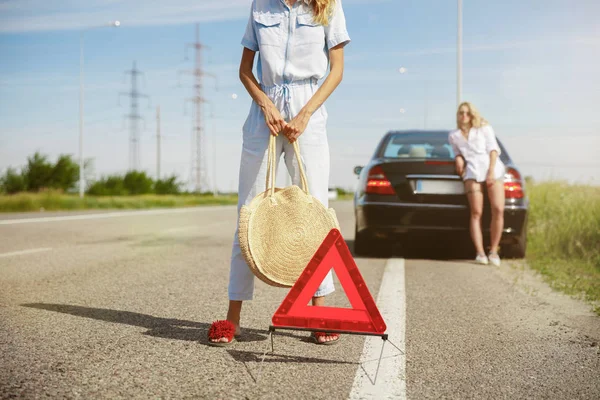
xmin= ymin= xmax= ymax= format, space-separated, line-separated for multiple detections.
xmin=455 ymin=156 xmax=465 ymax=178
xmin=282 ymin=110 xmax=311 ymax=142
xmin=261 ymin=102 xmax=287 ymax=137
xmin=486 ymin=170 xmax=496 ymax=187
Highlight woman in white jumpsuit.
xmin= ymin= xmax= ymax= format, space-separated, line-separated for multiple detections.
xmin=209 ymin=0 xmax=350 ymax=346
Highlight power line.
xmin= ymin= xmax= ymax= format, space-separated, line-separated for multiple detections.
xmin=120 ymin=61 xmax=150 ymax=171
xmin=179 ymin=24 xmax=217 ymax=193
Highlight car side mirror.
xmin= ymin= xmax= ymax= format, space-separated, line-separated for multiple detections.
xmin=353 ymin=166 xmax=363 ymax=176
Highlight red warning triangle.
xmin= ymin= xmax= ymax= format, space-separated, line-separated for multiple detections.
xmin=272 ymin=229 xmax=387 ymax=334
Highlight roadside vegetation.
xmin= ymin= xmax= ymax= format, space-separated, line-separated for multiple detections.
xmin=525 ymin=181 xmax=600 ymax=314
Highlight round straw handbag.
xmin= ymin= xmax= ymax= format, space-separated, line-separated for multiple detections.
xmin=238 ymin=135 xmax=340 ymax=287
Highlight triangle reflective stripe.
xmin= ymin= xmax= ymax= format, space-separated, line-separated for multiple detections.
xmin=272 ymin=229 xmax=387 ymax=334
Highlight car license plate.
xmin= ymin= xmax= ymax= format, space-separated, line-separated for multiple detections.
xmin=415 ymin=180 xmax=464 ymax=195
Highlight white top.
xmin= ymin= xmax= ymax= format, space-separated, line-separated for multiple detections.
xmin=448 ymin=125 xmax=505 ymax=182
xmin=241 ymin=0 xmax=351 ymax=87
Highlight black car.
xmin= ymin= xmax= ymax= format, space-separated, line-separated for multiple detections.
xmin=353 ymin=130 xmax=528 ymax=258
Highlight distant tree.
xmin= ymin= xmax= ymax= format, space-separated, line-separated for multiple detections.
xmin=51 ymin=155 xmax=79 ymax=191
xmin=155 ymin=175 xmax=181 ymax=195
xmin=19 ymin=153 xmax=81 ymax=193
xmin=23 ymin=152 xmax=53 ymax=191
xmin=0 ymin=168 xmax=27 ymax=194
xmin=88 ymin=175 xmax=129 ymax=196
xmin=123 ymin=171 xmax=154 ymax=195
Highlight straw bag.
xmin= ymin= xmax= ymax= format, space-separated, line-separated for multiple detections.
xmin=238 ymin=135 xmax=340 ymax=287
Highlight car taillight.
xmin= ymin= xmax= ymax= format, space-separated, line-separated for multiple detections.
xmin=504 ymin=168 xmax=524 ymax=199
xmin=366 ymin=166 xmax=395 ymax=195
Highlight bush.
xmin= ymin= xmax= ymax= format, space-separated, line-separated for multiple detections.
xmin=1 ymin=151 xmax=185 ymax=197
xmin=155 ymin=175 xmax=181 ymax=195
xmin=23 ymin=152 xmax=53 ymax=191
xmin=1 ymin=153 xmax=80 ymax=193
xmin=51 ymin=155 xmax=79 ymax=191
xmin=88 ymin=171 xmax=157 ymax=196
xmin=88 ymin=175 xmax=128 ymax=196
xmin=0 ymin=168 xmax=27 ymax=194
xmin=123 ymin=171 xmax=154 ymax=195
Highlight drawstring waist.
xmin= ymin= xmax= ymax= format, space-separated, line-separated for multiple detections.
xmin=261 ymin=78 xmax=318 ymax=119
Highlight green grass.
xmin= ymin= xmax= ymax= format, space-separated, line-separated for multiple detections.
xmin=0 ymin=192 xmax=238 ymax=212
xmin=526 ymin=182 xmax=600 ymax=314
xmin=0 ymin=191 xmax=354 ymax=213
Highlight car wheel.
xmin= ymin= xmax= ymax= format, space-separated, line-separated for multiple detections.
xmin=354 ymin=227 xmax=394 ymax=258
xmin=502 ymin=228 xmax=527 ymax=259
xmin=354 ymin=227 xmax=374 ymax=257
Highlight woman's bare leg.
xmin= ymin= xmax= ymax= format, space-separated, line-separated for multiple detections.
xmin=465 ymin=180 xmax=485 ymax=256
xmin=487 ymin=180 xmax=505 ymax=254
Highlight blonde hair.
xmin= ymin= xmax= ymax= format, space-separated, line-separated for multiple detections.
xmin=456 ymin=101 xmax=489 ymax=129
xmin=311 ymin=0 xmax=336 ymax=26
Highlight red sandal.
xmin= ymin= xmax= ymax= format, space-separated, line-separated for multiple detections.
xmin=207 ymin=320 xmax=238 ymax=347
xmin=310 ymin=332 xmax=341 ymax=345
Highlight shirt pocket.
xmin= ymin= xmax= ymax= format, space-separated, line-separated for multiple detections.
xmin=253 ymin=12 xmax=284 ymax=47
xmin=470 ymin=131 xmax=487 ymax=154
xmin=296 ymin=14 xmax=325 ymax=46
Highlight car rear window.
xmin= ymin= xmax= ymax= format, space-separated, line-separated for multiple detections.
xmin=382 ymin=132 xmax=455 ymax=159
xmin=381 ymin=131 xmax=511 ymax=164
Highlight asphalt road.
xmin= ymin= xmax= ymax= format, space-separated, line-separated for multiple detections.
xmin=1 ymin=202 xmax=598 ymax=399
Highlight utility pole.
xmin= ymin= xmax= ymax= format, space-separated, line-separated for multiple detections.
xmin=120 ymin=61 xmax=149 ymax=171
xmin=457 ymin=0 xmax=463 ymax=107
xmin=156 ymin=106 xmax=161 ymax=180
xmin=180 ymin=24 xmax=216 ymax=193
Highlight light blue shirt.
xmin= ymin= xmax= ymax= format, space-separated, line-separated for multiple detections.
xmin=241 ymin=0 xmax=351 ymax=88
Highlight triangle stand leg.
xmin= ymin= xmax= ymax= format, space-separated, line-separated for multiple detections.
xmin=372 ymin=337 xmax=386 ymax=385
xmin=256 ymin=329 xmax=274 ymax=384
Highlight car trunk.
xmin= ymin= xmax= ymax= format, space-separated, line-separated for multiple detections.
xmin=379 ymin=160 xmax=468 ymax=206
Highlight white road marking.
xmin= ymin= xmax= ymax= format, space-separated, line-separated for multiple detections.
xmin=349 ymin=258 xmax=407 ymax=400
xmin=0 ymin=206 xmax=235 ymax=225
xmin=161 ymin=225 xmax=199 ymax=234
xmin=0 ymin=247 xmax=53 ymax=258
xmin=160 ymin=221 xmax=227 ymax=235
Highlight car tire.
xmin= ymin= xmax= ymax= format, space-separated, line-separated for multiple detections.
xmin=502 ymin=228 xmax=527 ymax=259
xmin=354 ymin=227 xmax=375 ymax=257
xmin=354 ymin=227 xmax=394 ymax=258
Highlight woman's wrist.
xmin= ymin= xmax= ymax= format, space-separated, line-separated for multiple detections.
xmin=300 ymin=106 xmax=315 ymax=116
xmin=298 ymin=108 xmax=313 ymax=121
xmin=257 ymin=98 xmax=270 ymax=111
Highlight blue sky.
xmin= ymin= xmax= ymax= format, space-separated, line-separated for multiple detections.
xmin=1 ymin=0 xmax=599 ymax=192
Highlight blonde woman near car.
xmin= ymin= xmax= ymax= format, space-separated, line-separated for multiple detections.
xmin=449 ymin=102 xmax=505 ymax=266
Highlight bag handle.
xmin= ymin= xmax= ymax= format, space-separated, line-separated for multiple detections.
xmin=265 ymin=135 xmax=310 ymax=198
xmin=292 ymin=140 xmax=310 ymax=197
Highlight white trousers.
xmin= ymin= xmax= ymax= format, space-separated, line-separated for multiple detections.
xmin=228 ymin=81 xmax=335 ymax=301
